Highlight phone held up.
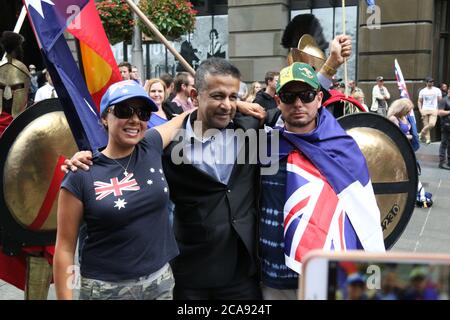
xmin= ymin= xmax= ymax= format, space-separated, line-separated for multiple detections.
xmin=299 ymin=250 xmax=450 ymax=300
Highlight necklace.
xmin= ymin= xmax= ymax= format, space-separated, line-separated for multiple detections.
xmin=110 ymin=149 xmax=134 ymax=177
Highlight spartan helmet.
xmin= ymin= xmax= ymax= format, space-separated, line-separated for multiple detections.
xmin=282 ymin=14 xmax=328 ymax=71
xmin=287 ymin=35 xmax=327 ymax=72
xmin=0 ymin=56 xmax=30 ymax=117
xmin=0 ymin=31 xmax=30 ymax=117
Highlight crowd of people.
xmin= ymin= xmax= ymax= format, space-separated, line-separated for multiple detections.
xmin=27 ymin=50 xmax=449 ymax=175
xmin=336 ymin=265 xmax=446 ymax=300
xmin=323 ymin=74 xmax=449 ymax=171
xmin=55 ymin=32 xmax=450 ymax=300
xmin=50 ymin=33 xmax=392 ymax=300
xmin=8 ymin=30 xmax=448 ymax=301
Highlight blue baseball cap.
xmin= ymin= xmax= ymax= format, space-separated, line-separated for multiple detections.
xmin=100 ymin=80 xmax=158 ymax=114
xmin=346 ymin=273 xmax=365 ymax=285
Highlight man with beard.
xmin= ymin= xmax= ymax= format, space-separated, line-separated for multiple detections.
xmin=259 ymin=62 xmax=385 ymax=299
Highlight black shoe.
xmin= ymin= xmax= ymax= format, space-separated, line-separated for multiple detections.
xmin=438 ymin=163 xmax=450 ymax=170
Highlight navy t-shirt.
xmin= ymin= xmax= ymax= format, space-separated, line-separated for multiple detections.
xmin=61 ymin=129 xmax=179 ymax=281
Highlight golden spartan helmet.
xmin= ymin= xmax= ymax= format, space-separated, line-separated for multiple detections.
xmin=287 ymin=34 xmax=327 ymax=71
xmin=338 ymin=113 xmax=418 ymax=249
xmin=0 ymin=55 xmax=30 ymax=118
xmin=282 ymin=14 xmax=328 ymax=70
xmin=0 ymin=31 xmax=30 ymax=118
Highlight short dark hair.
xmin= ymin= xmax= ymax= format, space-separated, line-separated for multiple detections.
xmin=264 ymin=71 xmax=280 ymax=85
xmin=118 ymin=61 xmax=132 ymax=72
xmin=195 ymin=57 xmax=241 ymax=93
xmin=174 ymin=72 xmax=193 ymax=93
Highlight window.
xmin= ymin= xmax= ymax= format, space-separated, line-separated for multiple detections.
xmin=290 ymin=0 xmax=359 ymax=10
xmin=191 ymin=0 xmax=227 ymax=16
xmin=435 ymin=0 xmax=449 ymax=84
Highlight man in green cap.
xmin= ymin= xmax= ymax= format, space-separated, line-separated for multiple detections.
xmin=259 ymin=62 xmax=384 ymax=300
xmin=275 ymin=62 xmax=322 ymax=133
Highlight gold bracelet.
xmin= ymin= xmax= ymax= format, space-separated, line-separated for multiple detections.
xmin=320 ymin=63 xmax=337 ymax=77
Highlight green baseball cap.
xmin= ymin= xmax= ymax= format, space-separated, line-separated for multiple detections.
xmin=276 ymin=62 xmax=320 ymax=93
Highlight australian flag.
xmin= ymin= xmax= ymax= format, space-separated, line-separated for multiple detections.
xmin=280 ymin=108 xmax=385 ymax=273
xmin=24 ymin=0 xmax=107 ymax=151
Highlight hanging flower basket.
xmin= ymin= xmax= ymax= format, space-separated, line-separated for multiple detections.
xmin=138 ymin=0 xmax=197 ymax=42
xmin=96 ymin=0 xmax=134 ymax=45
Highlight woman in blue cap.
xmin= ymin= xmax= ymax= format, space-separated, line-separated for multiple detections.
xmin=53 ymin=80 xmax=189 ymax=300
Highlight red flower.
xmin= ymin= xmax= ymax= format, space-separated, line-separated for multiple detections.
xmin=138 ymin=0 xmax=197 ymax=40
xmin=96 ymin=0 xmax=134 ymax=45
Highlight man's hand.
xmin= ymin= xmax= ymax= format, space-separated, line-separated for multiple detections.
xmin=236 ymin=101 xmax=266 ymax=121
xmin=61 ymin=151 xmax=93 ymax=173
xmin=326 ymin=35 xmax=352 ymax=70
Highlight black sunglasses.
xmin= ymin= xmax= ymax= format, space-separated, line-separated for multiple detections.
xmin=278 ymin=90 xmax=318 ymax=104
xmin=108 ymin=104 xmax=152 ymax=122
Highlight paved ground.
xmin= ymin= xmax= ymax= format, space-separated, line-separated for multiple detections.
xmin=1 ymin=142 xmax=449 ymax=300
xmin=391 ymin=142 xmax=450 ymax=253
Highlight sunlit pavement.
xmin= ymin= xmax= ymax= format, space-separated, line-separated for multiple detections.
xmin=392 ymin=141 xmax=450 ymax=253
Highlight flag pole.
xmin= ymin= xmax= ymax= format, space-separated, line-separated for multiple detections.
xmin=1 ymin=6 xmax=27 ymax=61
xmin=13 ymin=6 xmax=27 ymax=33
xmin=123 ymin=0 xmax=196 ymax=76
xmin=342 ymin=0 xmax=348 ymax=98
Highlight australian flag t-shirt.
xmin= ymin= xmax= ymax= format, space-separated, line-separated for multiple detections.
xmin=61 ymin=129 xmax=178 ymax=281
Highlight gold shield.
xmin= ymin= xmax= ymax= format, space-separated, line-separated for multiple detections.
xmin=338 ymin=113 xmax=418 ymax=248
xmin=3 ymin=110 xmax=77 ymax=231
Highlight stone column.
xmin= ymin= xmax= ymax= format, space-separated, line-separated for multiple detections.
xmin=228 ymin=0 xmax=289 ymax=82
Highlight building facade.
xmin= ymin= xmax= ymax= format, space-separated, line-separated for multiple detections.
xmin=224 ymin=0 xmax=449 ymax=105
xmin=195 ymin=0 xmax=449 ymax=138
xmin=2 ymin=0 xmax=448 ymax=123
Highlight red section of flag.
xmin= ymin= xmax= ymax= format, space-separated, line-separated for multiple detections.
xmin=67 ymin=0 xmax=121 ymax=110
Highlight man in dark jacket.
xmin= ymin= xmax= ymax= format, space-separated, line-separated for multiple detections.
xmin=163 ymin=58 xmax=262 ymax=300
xmin=253 ymin=71 xmax=279 ymax=110
xmin=438 ymin=86 xmax=450 ymax=170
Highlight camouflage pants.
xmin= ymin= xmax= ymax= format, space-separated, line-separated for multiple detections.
xmin=79 ymin=264 xmax=174 ymax=300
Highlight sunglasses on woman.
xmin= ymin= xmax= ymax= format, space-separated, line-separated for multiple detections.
xmin=108 ymin=104 xmax=152 ymax=121
xmin=278 ymin=90 xmax=318 ymax=104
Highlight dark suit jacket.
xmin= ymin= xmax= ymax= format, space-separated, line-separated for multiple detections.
xmin=162 ymin=111 xmax=261 ymax=289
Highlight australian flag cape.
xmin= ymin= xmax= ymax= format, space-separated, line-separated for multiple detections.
xmin=272 ymin=107 xmax=385 ymax=273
